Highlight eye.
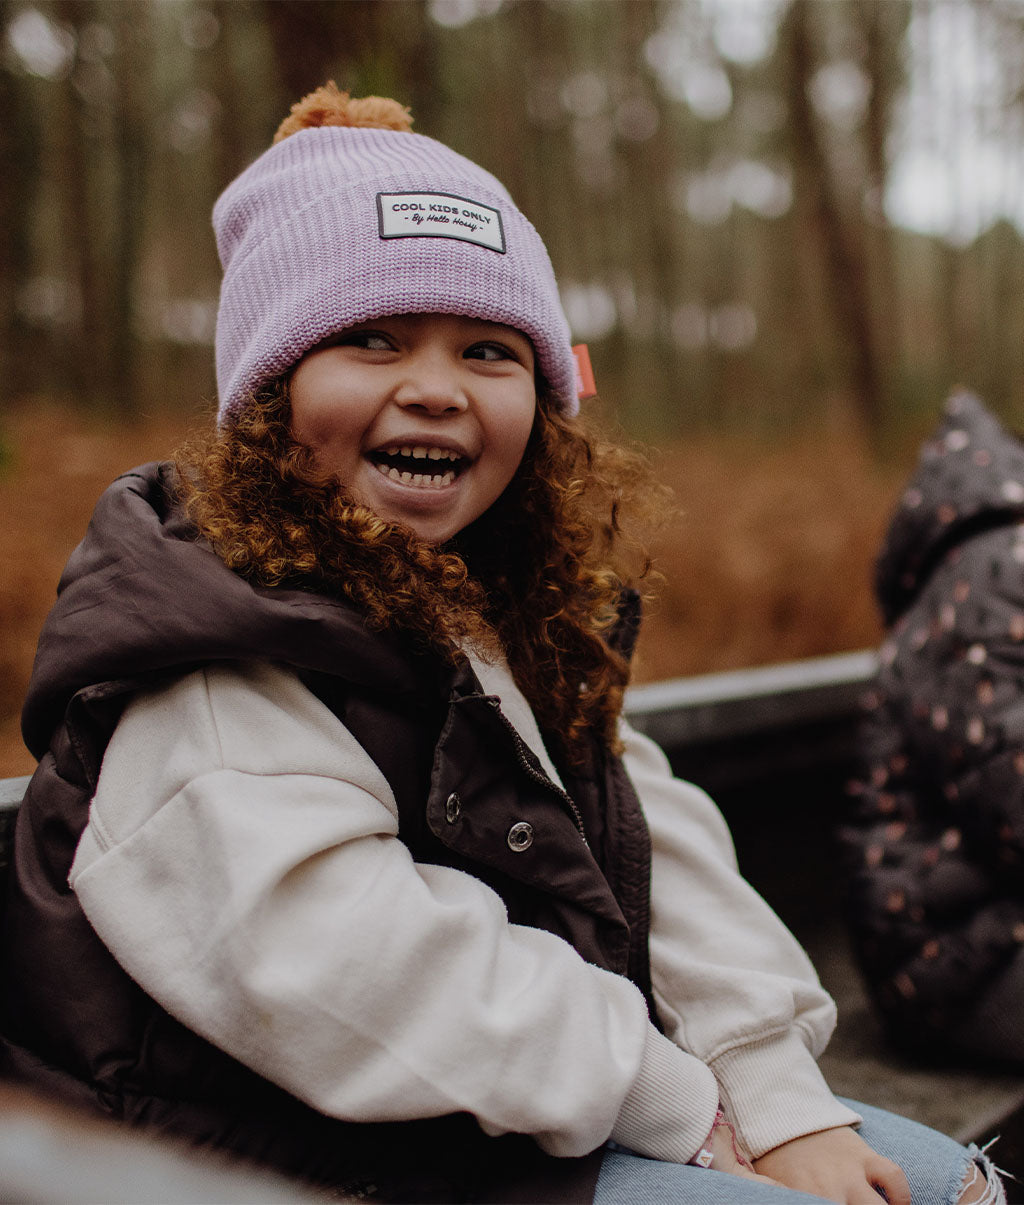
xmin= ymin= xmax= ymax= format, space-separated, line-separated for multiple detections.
xmin=465 ymin=342 xmax=517 ymax=363
xmin=334 ymin=329 xmax=394 ymax=351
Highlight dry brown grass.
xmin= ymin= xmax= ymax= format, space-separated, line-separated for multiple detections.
xmin=633 ymin=424 xmax=898 ymax=681
xmin=0 ymin=402 xmax=195 ymax=777
xmin=0 ymin=401 xmax=907 ymax=777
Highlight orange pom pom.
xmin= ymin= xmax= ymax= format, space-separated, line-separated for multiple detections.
xmin=274 ymin=81 xmax=413 ymax=143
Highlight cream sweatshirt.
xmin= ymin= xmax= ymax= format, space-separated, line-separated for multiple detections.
xmin=69 ymin=656 xmax=859 ymax=1167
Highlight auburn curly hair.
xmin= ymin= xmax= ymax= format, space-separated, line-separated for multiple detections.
xmin=175 ymin=378 xmax=668 ymax=762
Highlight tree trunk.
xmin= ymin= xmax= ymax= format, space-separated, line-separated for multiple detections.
xmin=55 ymin=0 xmax=107 ymax=407
xmin=857 ymin=0 xmax=906 ymax=416
xmin=108 ymin=0 xmax=150 ymax=417
xmin=0 ymin=0 xmax=40 ymax=402
xmin=785 ymin=0 xmax=884 ymax=433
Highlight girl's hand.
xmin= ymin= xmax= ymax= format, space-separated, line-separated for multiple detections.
xmin=753 ymin=1126 xmax=911 ymax=1204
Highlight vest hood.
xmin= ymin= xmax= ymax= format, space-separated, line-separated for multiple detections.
xmin=875 ymin=391 xmax=1024 ymax=626
xmin=22 ymin=462 xmax=445 ymax=770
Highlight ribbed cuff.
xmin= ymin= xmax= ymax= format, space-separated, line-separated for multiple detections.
xmin=610 ymin=1026 xmax=720 ymax=1164
xmin=710 ymin=1029 xmax=862 ymax=1158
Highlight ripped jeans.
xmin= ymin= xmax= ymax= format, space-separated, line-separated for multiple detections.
xmin=594 ymin=1099 xmax=1007 ymax=1204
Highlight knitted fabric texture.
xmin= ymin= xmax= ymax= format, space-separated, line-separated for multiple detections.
xmin=213 ymin=126 xmax=577 ymax=421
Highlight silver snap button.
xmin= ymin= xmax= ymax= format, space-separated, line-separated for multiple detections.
xmin=445 ymin=792 xmax=461 ymax=823
xmin=507 ymin=821 xmax=534 ymax=852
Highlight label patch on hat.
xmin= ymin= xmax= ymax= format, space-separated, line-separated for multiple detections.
xmin=377 ymin=192 xmax=506 ymax=253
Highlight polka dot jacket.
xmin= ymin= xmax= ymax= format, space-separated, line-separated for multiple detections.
xmin=841 ymin=390 xmax=1024 ymax=1051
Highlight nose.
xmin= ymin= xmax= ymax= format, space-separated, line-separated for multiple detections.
xmin=392 ymin=348 xmax=468 ymax=415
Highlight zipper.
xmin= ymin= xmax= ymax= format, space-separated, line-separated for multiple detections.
xmin=486 ymin=699 xmax=589 ymax=846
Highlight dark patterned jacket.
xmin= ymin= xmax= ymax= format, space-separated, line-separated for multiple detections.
xmin=1 ymin=462 xmax=655 ymax=1203
xmin=842 ymin=391 xmax=1024 ymax=1051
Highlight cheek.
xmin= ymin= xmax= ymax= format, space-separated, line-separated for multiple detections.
xmin=291 ymin=417 xmax=364 ymax=481
xmin=289 ymin=390 xmax=358 ymax=459
xmin=288 ymin=366 xmax=322 ymax=445
xmin=288 ymin=359 xmax=352 ymax=450
xmin=290 ymin=406 xmax=340 ymax=451
xmin=498 ymin=397 xmax=538 ymax=478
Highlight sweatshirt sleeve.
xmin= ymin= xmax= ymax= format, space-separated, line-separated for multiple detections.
xmin=70 ymin=661 xmax=719 ymax=1163
xmin=619 ymin=717 xmax=862 ymax=1158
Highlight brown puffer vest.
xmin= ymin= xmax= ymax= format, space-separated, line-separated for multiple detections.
xmin=1 ymin=462 xmax=657 ymax=1204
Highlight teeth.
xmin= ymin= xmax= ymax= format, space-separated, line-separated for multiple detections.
xmin=381 ymin=445 xmax=458 ymax=462
xmin=374 ymin=462 xmax=457 ymax=489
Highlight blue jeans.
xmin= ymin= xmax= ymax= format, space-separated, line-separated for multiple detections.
xmin=594 ymin=1099 xmax=1006 ymax=1204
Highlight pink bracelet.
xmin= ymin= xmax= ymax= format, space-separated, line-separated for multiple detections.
xmin=688 ymin=1108 xmax=754 ymax=1171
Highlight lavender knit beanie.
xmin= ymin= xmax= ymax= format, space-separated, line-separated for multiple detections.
xmin=213 ymin=86 xmax=578 ymax=422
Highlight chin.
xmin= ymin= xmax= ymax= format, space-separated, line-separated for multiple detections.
xmin=381 ymin=514 xmax=458 ymax=545
xmin=411 ymin=524 xmax=458 ymax=545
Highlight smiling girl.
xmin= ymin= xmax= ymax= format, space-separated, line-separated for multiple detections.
xmin=1 ymin=85 xmax=1004 ymax=1205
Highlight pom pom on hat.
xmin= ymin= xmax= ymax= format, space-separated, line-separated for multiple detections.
xmin=213 ymin=84 xmax=578 ymax=422
xmin=273 ymin=81 xmax=413 ymax=142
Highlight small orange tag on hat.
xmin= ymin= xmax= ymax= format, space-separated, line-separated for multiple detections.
xmin=572 ymin=343 xmax=597 ymax=400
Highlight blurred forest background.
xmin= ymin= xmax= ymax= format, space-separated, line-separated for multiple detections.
xmin=3 ymin=0 xmax=1024 ymax=774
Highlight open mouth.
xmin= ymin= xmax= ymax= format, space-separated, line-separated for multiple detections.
xmin=367 ymin=444 xmax=468 ymax=489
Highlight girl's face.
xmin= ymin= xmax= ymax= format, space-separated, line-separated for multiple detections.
xmin=289 ymin=313 xmax=537 ymax=544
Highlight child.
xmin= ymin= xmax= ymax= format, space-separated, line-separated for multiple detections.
xmin=843 ymin=391 xmax=1024 ymax=1069
xmin=0 ymin=84 xmax=1004 ymax=1204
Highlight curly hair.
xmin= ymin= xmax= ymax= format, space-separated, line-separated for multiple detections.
xmin=175 ymin=378 xmax=668 ymax=761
